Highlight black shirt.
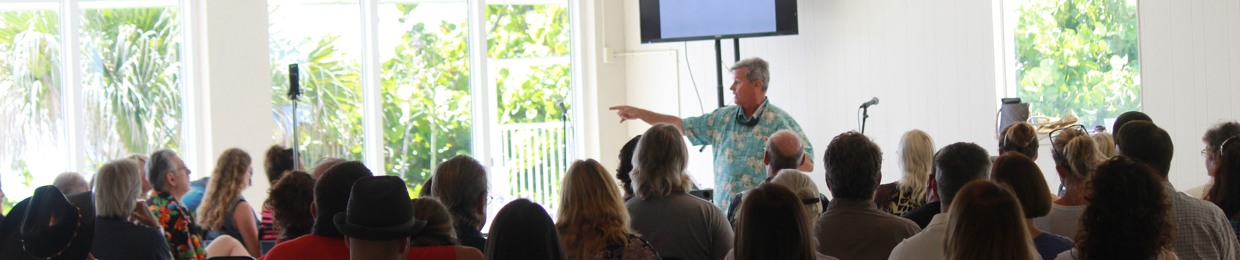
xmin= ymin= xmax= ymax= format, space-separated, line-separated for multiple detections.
xmin=900 ymin=201 xmax=942 ymax=229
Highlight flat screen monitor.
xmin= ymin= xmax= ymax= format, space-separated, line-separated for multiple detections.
xmin=640 ymin=0 xmax=798 ymax=43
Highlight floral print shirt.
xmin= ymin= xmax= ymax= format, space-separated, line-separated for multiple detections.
xmin=149 ymin=190 xmax=206 ymax=260
xmin=682 ymin=99 xmax=814 ymax=210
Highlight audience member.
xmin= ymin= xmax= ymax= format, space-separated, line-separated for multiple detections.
xmin=1091 ymin=132 xmax=1116 ymax=158
xmin=92 ymin=159 xmax=172 ymax=260
xmin=999 ymin=122 xmax=1040 ymax=159
xmin=261 ymin=161 xmax=373 ymax=260
xmin=52 ymin=172 xmax=89 ymax=195
xmin=627 ymin=124 xmax=734 ymax=260
xmin=557 ymin=159 xmax=659 ymax=259
xmin=0 ymin=186 xmax=95 ymax=259
xmin=431 ymin=155 xmax=490 ymax=251
xmin=616 ymin=135 xmax=641 ymax=201
xmin=815 ymin=131 xmax=920 ymax=259
xmin=266 ymin=171 xmax=315 ymax=243
xmin=727 ymin=130 xmax=829 ymax=224
xmin=198 ymin=148 xmax=261 ymax=257
xmin=1092 ymin=125 xmax=1105 ymax=134
xmin=1033 ymin=126 xmax=1100 ymax=238
xmin=900 ymin=154 xmax=941 ymax=228
xmin=1117 ymin=120 xmax=1240 ymax=259
xmin=992 ymin=153 xmax=1072 ymax=259
xmin=260 ymin=145 xmax=297 ymax=241
xmin=730 ymin=183 xmax=837 ymax=260
xmin=147 ymin=149 xmax=207 ymax=260
xmin=770 ymin=170 xmax=823 ymax=230
xmin=335 ymin=176 xmax=425 ymax=260
xmin=408 ymin=198 xmax=485 ymax=260
xmin=889 ymin=142 xmax=991 ymax=260
xmin=485 ymin=199 xmax=566 ymax=260
xmin=1203 ymin=122 xmax=1240 ymax=240
xmin=874 ymin=129 xmax=933 ymax=215
xmin=311 ymin=157 xmax=345 ymax=179
xmin=945 ymin=180 xmax=1038 ymax=260
xmin=129 ymin=154 xmax=154 ymax=194
xmin=1111 ymin=111 xmax=1152 ymax=141
xmin=1056 ymin=156 xmax=1177 ymax=260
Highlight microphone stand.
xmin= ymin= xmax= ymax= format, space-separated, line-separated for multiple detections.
xmin=860 ymin=106 xmax=871 ymax=135
xmin=289 ymin=64 xmax=302 ymax=168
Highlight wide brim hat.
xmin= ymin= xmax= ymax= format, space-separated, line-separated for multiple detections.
xmin=333 ymin=176 xmax=426 ymax=240
xmin=8 ymin=186 xmax=95 ymax=260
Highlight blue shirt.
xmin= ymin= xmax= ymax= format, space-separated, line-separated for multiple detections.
xmin=1034 ymin=232 xmax=1073 ymax=260
xmin=681 ymin=99 xmax=813 ymax=210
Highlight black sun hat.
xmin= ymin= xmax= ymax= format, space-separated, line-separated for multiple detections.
xmin=7 ymin=186 xmax=95 ymax=260
xmin=333 ymin=176 xmax=426 ymax=240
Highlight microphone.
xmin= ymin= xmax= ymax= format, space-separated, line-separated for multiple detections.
xmin=556 ymin=98 xmax=568 ymax=114
xmin=859 ymin=97 xmax=879 ymax=108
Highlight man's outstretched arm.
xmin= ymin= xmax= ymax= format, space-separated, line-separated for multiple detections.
xmin=609 ymin=105 xmax=685 ymax=133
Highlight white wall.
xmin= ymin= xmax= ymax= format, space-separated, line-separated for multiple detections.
xmin=603 ymin=0 xmax=1240 ymax=196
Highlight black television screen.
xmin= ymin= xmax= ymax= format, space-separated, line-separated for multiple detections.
xmin=640 ymin=0 xmax=798 ymax=43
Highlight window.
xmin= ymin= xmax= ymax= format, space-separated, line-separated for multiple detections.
xmin=1000 ymin=0 xmax=1141 ymax=128
xmin=0 ymin=6 xmax=63 ymax=211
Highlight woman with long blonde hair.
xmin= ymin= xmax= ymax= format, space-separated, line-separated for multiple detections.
xmin=198 ymin=148 xmax=260 ymax=257
xmin=557 ymin=159 xmax=658 ymax=259
xmin=875 ymin=129 xmax=934 ymax=215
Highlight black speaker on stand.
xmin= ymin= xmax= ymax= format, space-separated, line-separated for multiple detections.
xmin=288 ymin=64 xmax=302 ymax=167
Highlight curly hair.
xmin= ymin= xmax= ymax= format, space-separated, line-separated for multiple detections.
xmin=1076 ymin=156 xmax=1173 ymax=260
xmin=266 ymin=171 xmax=315 ymax=241
xmin=199 ymin=148 xmax=253 ymax=230
xmin=616 ymin=135 xmax=642 ymax=198
xmin=1206 ymin=132 xmax=1240 ymax=218
xmin=999 ymin=122 xmax=1039 ymax=159
xmin=265 ymin=145 xmax=296 ymax=184
xmin=557 ymin=159 xmax=632 ymax=259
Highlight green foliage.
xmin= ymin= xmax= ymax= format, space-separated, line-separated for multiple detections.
xmin=0 ymin=10 xmax=61 ymax=179
xmin=270 ymin=31 xmax=366 ymax=165
xmin=1014 ymin=0 xmax=1141 ymax=126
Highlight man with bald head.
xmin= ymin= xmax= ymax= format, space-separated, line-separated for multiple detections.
xmin=726 ymin=130 xmax=825 ymax=224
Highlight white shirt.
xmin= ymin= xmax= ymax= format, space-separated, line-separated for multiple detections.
xmin=1033 ymin=203 xmax=1086 ymax=238
xmin=1163 ymin=182 xmax=1239 ymax=260
xmin=888 ymin=213 xmax=949 ymax=260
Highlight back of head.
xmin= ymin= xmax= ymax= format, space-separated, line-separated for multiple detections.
xmin=485 ymin=199 xmax=565 ymax=260
xmin=935 ymin=142 xmax=991 ymax=209
xmin=897 ymin=129 xmax=934 ymax=203
xmin=312 ymin=161 xmax=374 ymax=238
xmin=999 ymin=122 xmax=1039 ymax=159
xmin=770 ymin=169 xmax=823 ymax=227
xmin=431 ymin=155 xmax=489 ymax=230
xmin=200 ymin=148 xmax=252 ymax=230
xmin=147 ymin=149 xmax=180 ymax=192
xmin=633 ymin=124 xmax=691 ymax=199
xmin=52 ymin=172 xmax=89 ymax=195
xmin=1091 ymin=132 xmax=1117 ymax=158
xmin=410 ymin=197 xmax=457 ymax=246
xmin=766 ymin=130 xmax=805 ymax=173
xmin=823 ymin=131 xmax=882 ymax=200
xmin=1078 ymin=156 xmax=1171 ymax=259
xmin=311 ymin=157 xmax=345 ymax=179
xmin=95 ymin=159 xmax=143 ymax=218
xmin=1116 ymin=121 xmax=1173 ymax=177
xmin=1112 ymin=111 xmax=1153 ymax=140
xmin=267 ymin=171 xmax=316 ymax=241
xmin=945 ymin=181 xmax=1035 ymax=260
xmin=557 ymin=159 xmax=629 ymax=259
xmin=1203 ymin=122 xmax=1240 ymax=159
xmin=990 ymin=153 xmax=1052 ymax=218
xmin=734 ymin=183 xmax=816 ymax=260
xmin=265 ymin=145 xmax=296 ymax=184
xmin=1207 ymin=133 xmax=1240 ymax=217
xmin=1052 ymin=127 xmax=1100 ymax=181
xmin=616 ymin=135 xmax=642 ymax=197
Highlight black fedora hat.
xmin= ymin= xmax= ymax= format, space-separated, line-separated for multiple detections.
xmin=15 ymin=186 xmax=94 ymax=260
xmin=333 ymin=176 xmax=426 ymax=240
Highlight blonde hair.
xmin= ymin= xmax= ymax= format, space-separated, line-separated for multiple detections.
xmin=946 ymin=181 xmax=1037 ymax=260
xmin=999 ymin=122 xmax=1040 ymax=159
xmin=199 ymin=148 xmax=253 ymax=230
xmin=556 ymin=159 xmax=632 ymax=259
xmin=1092 ymin=132 xmax=1117 ymax=158
xmin=95 ymin=159 xmax=143 ymax=218
xmin=770 ymin=169 xmax=822 ymax=229
xmin=897 ymin=129 xmax=934 ymax=204
xmin=1052 ymin=128 xmax=1101 ymax=181
xmin=410 ymin=197 xmax=458 ymax=246
xmin=632 ymin=124 xmax=692 ymax=199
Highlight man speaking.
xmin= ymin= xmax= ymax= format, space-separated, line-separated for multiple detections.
xmin=611 ymin=57 xmax=813 ymax=211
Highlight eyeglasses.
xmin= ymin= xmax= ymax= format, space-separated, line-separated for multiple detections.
xmin=1049 ymin=124 xmax=1088 ymax=148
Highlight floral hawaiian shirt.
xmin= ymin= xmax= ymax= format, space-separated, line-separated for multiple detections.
xmin=149 ymin=190 xmax=206 ymax=260
xmin=682 ymin=98 xmax=813 ymax=210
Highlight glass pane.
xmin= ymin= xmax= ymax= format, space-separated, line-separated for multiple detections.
xmin=0 ymin=9 xmax=63 ymax=211
xmin=269 ymin=0 xmax=365 ymax=167
xmin=1012 ymin=0 xmax=1141 ymax=128
xmin=486 ymin=4 xmax=570 ymax=59
xmin=80 ymin=6 xmax=183 ymax=172
xmin=379 ymin=1 xmax=471 ymax=192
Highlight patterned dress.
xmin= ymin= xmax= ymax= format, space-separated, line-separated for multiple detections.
xmin=682 ymin=98 xmax=814 ymax=210
xmin=149 ymin=190 xmax=207 ymax=260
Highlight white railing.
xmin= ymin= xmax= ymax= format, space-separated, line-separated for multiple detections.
xmin=497 ymin=122 xmax=571 ymax=211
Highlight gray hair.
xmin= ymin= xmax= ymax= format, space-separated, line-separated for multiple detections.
xmin=148 ymin=149 xmax=181 ymax=192
xmin=95 ymin=159 xmax=143 ymax=217
xmin=730 ymin=57 xmax=771 ymax=91
xmin=632 ymin=124 xmax=692 ymax=199
xmin=770 ymin=169 xmax=822 ymax=227
xmin=53 ymin=172 xmax=90 ymax=195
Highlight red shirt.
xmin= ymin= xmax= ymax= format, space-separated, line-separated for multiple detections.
xmin=260 ymin=234 xmax=460 ymax=260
